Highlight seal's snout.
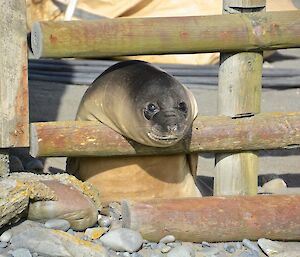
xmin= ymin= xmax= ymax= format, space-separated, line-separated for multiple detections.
xmin=167 ymin=124 xmax=178 ymax=132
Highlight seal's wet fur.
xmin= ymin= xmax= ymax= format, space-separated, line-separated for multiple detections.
xmin=67 ymin=60 xmax=201 ymax=202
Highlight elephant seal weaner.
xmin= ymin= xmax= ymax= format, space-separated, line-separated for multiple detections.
xmin=67 ymin=60 xmax=201 ymax=202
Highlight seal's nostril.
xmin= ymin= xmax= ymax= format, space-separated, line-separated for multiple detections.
xmin=167 ymin=124 xmax=178 ymax=132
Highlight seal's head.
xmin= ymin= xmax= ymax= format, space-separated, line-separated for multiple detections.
xmin=130 ymin=73 xmax=194 ymax=147
xmin=77 ymin=60 xmax=198 ymax=148
xmin=110 ymin=61 xmax=197 ymax=147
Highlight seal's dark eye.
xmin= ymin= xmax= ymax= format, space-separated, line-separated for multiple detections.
xmin=178 ymin=101 xmax=187 ymax=113
xmin=147 ymin=103 xmax=158 ymax=112
xmin=144 ymin=103 xmax=159 ymax=120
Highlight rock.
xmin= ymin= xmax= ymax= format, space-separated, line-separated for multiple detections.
xmin=10 ymin=226 xmax=108 ymax=257
xmin=159 ymin=235 xmax=176 ymax=244
xmin=182 ymin=242 xmax=202 ymax=253
xmin=273 ymin=251 xmax=300 ymax=257
xmin=238 ymin=250 xmax=260 ymax=257
xmin=108 ymin=202 xmax=122 ymax=220
xmin=236 ymin=242 xmax=243 ymax=250
xmin=0 ymin=232 xmax=12 ymax=243
xmin=259 ymin=239 xmax=300 ymax=256
xmin=100 ymin=228 xmax=143 ymax=253
xmin=6 ymin=220 xmax=43 ymax=237
xmin=0 ymin=242 xmax=7 ymax=248
xmin=28 ymin=180 xmax=98 ymax=231
xmin=138 ymin=248 xmax=163 ymax=257
xmin=167 ymin=245 xmax=195 ymax=257
xmin=67 ymin=228 xmax=76 ymax=235
xmin=45 ymin=219 xmax=71 ymax=231
xmin=149 ymin=242 xmax=159 ymax=250
xmin=9 ymin=248 xmax=32 ymax=257
xmin=258 ymin=238 xmax=284 ymax=256
xmin=131 ymin=253 xmax=144 ymax=257
xmin=262 ymin=179 xmax=287 ymax=194
xmin=109 ymin=220 xmax=122 ymax=230
xmin=201 ymin=241 xmax=210 ymax=247
xmin=242 ymin=239 xmax=260 ymax=253
xmin=198 ymin=245 xmax=220 ymax=255
xmin=160 ymin=245 xmax=171 ymax=253
xmin=98 ymin=216 xmax=112 ymax=228
xmin=84 ymin=227 xmax=107 ymax=240
xmin=167 ymin=242 xmax=180 ymax=248
xmin=224 ymin=243 xmax=236 ymax=253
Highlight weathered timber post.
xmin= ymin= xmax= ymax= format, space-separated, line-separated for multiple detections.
xmin=30 ymin=113 xmax=300 ymax=157
xmin=214 ymin=0 xmax=266 ymax=195
xmin=0 ymin=1 xmax=29 ymax=176
xmin=123 ymin=195 xmax=300 ymax=242
xmin=30 ymin=10 xmax=300 ymax=58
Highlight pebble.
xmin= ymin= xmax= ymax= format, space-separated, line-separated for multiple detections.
xmin=157 ymin=242 xmax=165 ymax=248
xmin=10 ymin=226 xmax=107 ymax=257
xmin=67 ymin=228 xmax=76 ymax=235
xmin=159 ymin=235 xmax=176 ymax=244
xmin=84 ymin=227 xmax=107 ymax=240
xmin=224 ymin=243 xmax=236 ymax=253
xmin=138 ymin=248 xmax=163 ymax=257
xmin=166 ymin=245 xmax=195 ymax=257
xmin=238 ymin=250 xmax=260 ymax=257
xmin=0 ymin=232 xmax=12 ymax=243
xmin=142 ymin=241 xmax=151 ymax=249
xmin=0 ymin=242 xmax=7 ymax=248
xmin=98 ymin=216 xmax=112 ymax=228
xmin=199 ymin=245 xmax=220 ymax=255
xmin=236 ymin=242 xmax=243 ymax=250
xmin=131 ymin=253 xmax=144 ymax=257
xmin=0 ymin=251 xmax=7 ymax=256
xmin=166 ymin=242 xmax=179 ymax=248
xmin=273 ymin=251 xmax=300 ymax=257
xmin=160 ymin=245 xmax=171 ymax=253
xmin=201 ymin=241 xmax=211 ymax=247
xmin=109 ymin=220 xmax=123 ymax=230
xmin=150 ymin=243 xmax=159 ymax=250
xmin=108 ymin=202 xmax=122 ymax=220
xmin=257 ymin=238 xmax=284 ymax=256
xmin=182 ymin=242 xmax=202 ymax=253
xmin=100 ymin=228 xmax=143 ymax=253
xmin=262 ymin=178 xmax=287 ymax=194
xmin=44 ymin=219 xmax=71 ymax=232
xmin=242 ymin=239 xmax=260 ymax=253
xmin=8 ymin=248 xmax=32 ymax=257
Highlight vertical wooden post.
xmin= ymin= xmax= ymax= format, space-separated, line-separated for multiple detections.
xmin=214 ymin=0 xmax=266 ymax=196
xmin=0 ymin=1 xmax=29 ymax=176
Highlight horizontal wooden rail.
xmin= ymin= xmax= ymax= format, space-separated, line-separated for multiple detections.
xmin=122 ymin=195 xmax=300 ymax=242
xmin=31 ymin=10 xmax=300 ymax=58
xmin=30 ymin=112 xmax=300 ymax=157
